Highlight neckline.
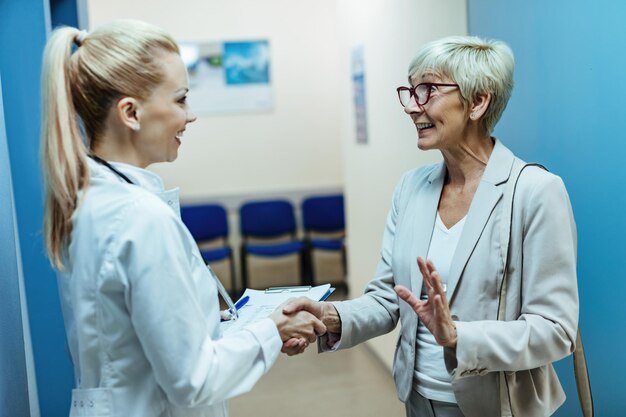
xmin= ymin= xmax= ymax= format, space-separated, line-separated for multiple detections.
xmin=436 ymin=212 xmax=467 ymax=234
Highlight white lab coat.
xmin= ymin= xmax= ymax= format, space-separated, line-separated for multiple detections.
xmin=57 ymin=159 xmax=282 ymax=417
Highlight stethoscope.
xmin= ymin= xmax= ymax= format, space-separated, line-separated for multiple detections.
xmin=88 ymin=154 xmax=135 ymax=184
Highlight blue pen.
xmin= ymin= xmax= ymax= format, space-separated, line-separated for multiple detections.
xmin=234 ymin=295 xmax=250 ymax=311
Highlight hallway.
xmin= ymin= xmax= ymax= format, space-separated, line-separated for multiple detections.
xmin=230 ymin=339 xmax=406 ymax=417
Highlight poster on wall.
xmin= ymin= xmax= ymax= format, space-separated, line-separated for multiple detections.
xmin=179 ymin=40 xmax=272 ymax=115
xmin=351 ymin=45 xmax=368 ymax=145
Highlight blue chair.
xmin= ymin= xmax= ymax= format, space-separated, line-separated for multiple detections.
xmin=239 ymin=200 xmax=307 ymax=289
xmin=180 ymin=204 xmax=237 ymax=294
xmin=301 ymin=195 xmax=347 ymax=286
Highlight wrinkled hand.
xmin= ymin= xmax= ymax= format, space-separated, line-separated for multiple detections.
xmin=395 ymin=257 xmax=457 ymax=348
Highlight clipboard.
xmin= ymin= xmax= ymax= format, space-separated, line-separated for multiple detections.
xmin=220 ymin=284 xmax=335 ymax=334
xmin=264 ymin=285 xmax=335 ymax=301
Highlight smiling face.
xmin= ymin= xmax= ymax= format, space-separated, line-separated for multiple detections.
xmin=404 ymin=73 xmax=469 ymax=152
xmin=134 ymin=52 xmax=196 ymax=167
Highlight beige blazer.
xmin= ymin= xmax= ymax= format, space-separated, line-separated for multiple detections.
xmin=331 ymin=139 xmax=578 ymax=417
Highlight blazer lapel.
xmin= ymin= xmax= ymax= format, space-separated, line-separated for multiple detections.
xmin=447 ymin=139 xmax=515 ymax=303
xmin=409 ymin=163 xmax=445 ymax=293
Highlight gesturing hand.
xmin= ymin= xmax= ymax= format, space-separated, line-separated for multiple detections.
xmin=395 ymin=257 xmax=457 ymax=348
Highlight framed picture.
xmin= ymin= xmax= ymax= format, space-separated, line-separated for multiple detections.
xmin=180 ymin=40 xmax=273 ymax=115
xmin=351 ymin=45 xmax=368 ymax=144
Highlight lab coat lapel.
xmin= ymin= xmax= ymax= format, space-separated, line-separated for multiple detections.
xmin=409 ymin=164 xmax=446 ymax=293
xmin=447 ymin=139 xmax=515 ymax=303
xmin=156 ymin=187 xmax=182 ymax=218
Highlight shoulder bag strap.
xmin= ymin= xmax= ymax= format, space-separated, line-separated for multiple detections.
xmin=497 ymin=159 xmax=526 ymax=417
xmin=497 ymin=159 xmax=527 ymax=322
xmin=574 ymin=327 xmax=594 ymax=416
xmin=497 ymin=161 xmax=593 ymax=417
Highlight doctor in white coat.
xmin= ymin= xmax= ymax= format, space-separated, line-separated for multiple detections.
xmin=284 ymin=36 xmax=578 ymax=417
xmin=41 ymin=20 xmax=324 ymax=417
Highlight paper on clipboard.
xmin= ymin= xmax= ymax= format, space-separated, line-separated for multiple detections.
xmin=220 ymin=284 xmax=334 ymax=335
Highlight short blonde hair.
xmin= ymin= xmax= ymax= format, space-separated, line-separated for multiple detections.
xmin=408 ymin=35 xmax=514 ymax=133
xmin=41 ymin=20 xmax=179 ymax=269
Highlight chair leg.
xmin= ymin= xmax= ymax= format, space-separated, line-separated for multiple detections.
xmin=240 ymin=245 xmax=248 ymax=291
xmin=228 ymin=251 xmax=238 ymax=298
xmin=308 ymin=248 xmax=316 ymax=287
xmin=300 ymin=237 xmax=315 ymax=286
xmin=300 ymin=248 xmax=311 ymax=287
xmin=341 ymin=245 xmax=347 ymax=277
xmin=340 ymin=245 xmax=348 ymax=292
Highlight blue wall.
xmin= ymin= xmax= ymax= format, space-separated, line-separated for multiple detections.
xmin=0 ymin=76 xmax=32 ymax=417
xmin=0 ymin=1 xmax=75 ymax=416
xmin=468 ymin=1 xmax=626 ymax=416
xmin=50 ymin=0 xmax=80 ymax=29
xmin=2 ymin=1 xmax=623 ymax=416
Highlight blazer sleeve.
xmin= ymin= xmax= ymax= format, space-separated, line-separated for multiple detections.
xmin=112 ymin=197 xmax=282 ymax=407
xmin=448 ymin=171 xmax=578 ymax=378
xmin=322 ymin=172 xmax=412 ymax=350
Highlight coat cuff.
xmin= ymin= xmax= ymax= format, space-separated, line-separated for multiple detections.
xmin=318 ymin=300 xmax=351 ymax=352
xmin=244 ymin=318 xmax=282 ymax=372
xmin=448 ymin=321 xmax=489 ymax=380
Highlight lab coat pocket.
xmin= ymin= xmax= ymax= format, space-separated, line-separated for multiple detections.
xmin=69 ymin=388 xmax=114 ymax=417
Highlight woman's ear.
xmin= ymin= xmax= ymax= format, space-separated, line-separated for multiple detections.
xmin=116 ymin=97 xmax=141 ymax=131
xmin=469 ymin=92 xmax=491 ymax=121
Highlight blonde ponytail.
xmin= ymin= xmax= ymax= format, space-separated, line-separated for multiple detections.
xmin=42 ymin=27 xmax=89 ymax=269
xmin=41 ymin=21 xmax=179 ymax=269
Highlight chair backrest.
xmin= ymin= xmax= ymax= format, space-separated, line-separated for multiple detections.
xmin=302 ymin=195 xmax=345 ymax=233
xmin=240 ymin=200 xmax=296 ymax=238
xmin=180 ymin=204 xmax=229 ymax=242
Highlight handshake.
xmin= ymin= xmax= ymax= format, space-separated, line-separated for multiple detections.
xmin=268 ymin=297 xmax=342 ymax=356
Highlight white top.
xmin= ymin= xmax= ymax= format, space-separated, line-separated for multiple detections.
xmin=414 ymin=212 xmax=466 ymax=403
xmin=57 ymin=159 xmax=282 ymax=417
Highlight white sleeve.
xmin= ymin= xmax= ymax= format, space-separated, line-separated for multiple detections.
xmin=113 ymin=197 xmax=282 ymax=407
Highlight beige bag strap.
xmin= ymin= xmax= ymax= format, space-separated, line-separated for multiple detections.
xmin=497 ymin=160 xmax=593 ymax=417
xmin=574 ymin=329 xmax=594 ymax=417
xmin=497 ymin=160 xmax=525 ymax=321
xmin=497 ymin=159 xmax=525 ymax=417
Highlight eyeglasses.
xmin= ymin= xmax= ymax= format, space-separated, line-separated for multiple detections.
xmin=396 ymin=83 xmax=459 ymax=107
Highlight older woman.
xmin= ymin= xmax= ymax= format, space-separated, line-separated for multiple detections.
xmin=41 ymin=20 xmax=324 ymax=417
xmin=285 ymin=36 xmax=578 ymax=417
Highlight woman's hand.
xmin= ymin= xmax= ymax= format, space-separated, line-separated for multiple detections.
xmin=269 ymin=302 xmax=326 ymax=354
xmin=282 ymin=297 xmax=342 ymax=333
xmin=280 ymin=337 xmax=308 ymax=356
xmin=277 ymin=297 xmax=341 ymax=355
xmin=395 ymin=257 xmax=457 ymax=348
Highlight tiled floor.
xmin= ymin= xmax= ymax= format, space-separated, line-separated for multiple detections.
xmin=229 ymin=289 xmax=406 ymax=417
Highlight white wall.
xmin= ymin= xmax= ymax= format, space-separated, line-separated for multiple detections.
xmin=88 ymin=0 xmax=343 ymax=199
xmin=88 ymin=0 xmax=468 ymax=372
xmin=336 ymin=0 xmax=467 ymax=368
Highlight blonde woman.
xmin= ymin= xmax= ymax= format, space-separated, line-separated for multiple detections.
xmin=41 ymin=20 xmax=324 ymax=417
xmin=285 ymin=36 xmax=578 ymax=417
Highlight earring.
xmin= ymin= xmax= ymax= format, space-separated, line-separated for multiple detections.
xmin=132 ymin=123 xmax=140 ymax=131
xmin=470 ymin=112 xmax=477 ymax=120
